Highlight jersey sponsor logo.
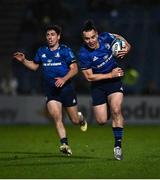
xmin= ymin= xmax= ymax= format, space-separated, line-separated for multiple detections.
xmin=42 ymin=58 xmax=62 ymax=66
xmin=97 ymin=54 xmax=112 ymax=68
xmin=42 ymin=54 xmax=46 ymax=58
xmin=93 ymin=56 xmax=99 ymax=61
xmin=55 ymin=52 xmax=60 ymax=58
xmin=43 ymin=62 xmax=62 ymax=66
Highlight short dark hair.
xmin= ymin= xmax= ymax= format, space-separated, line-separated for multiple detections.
xmin=45 ymin=24 xmax=62 ymax=35
xmin=82 ymin=19 xmax=97 ymax=32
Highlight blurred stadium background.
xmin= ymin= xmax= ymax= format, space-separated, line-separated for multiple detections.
xmin=0 ymin=0 xmax=160 ymax=178
xmin=0 ymin=0 xmax=160 ymax=124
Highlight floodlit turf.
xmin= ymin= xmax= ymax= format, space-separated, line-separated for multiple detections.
xmin=0 ymin=124 xmax=160 ymax=178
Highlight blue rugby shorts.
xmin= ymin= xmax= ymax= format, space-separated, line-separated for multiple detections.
xmin=44 ymin=81 xmax=77 ymax=107
xmin=91 ymin=78 xmax=124 ymax=106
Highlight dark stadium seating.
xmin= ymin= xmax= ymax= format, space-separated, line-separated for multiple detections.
xmin=0 ymin=0 xmax=160 ymax=95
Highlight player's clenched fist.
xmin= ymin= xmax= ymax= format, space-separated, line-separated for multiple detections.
xmin=111 ymin=67 xmax=124 ymax=78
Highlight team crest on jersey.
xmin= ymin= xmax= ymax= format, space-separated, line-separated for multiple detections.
xmin=105 ymin=43 xmax=110 ymax=49
xmin=55 ymin=52 xmax=60 ymax=58
xmin=93 ymin=56 xmax=98 ymax=61
xmin=42 ymin=54 xmax=46 ymax=58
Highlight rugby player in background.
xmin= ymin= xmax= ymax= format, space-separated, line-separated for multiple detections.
xmin=13 ymin=24 xmax=87 ymax=156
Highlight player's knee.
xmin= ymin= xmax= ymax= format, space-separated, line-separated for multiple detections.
xmin=96 ymin=117 xmax=108 ymax=125
xmin=112 ymin=107 xmax=121 ymax=117
xmin=49 ymin=113 xmax=60 ymax=123
xmin=98 ymin=121 xmax=107 ymax=125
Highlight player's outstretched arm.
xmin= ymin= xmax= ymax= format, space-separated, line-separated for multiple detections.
xmin=13 ymin=52 xmax=39 ymax=71
xmin=82 ymin=67 xmax=124 ymax=82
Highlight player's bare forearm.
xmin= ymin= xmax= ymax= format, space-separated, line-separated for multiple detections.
xmin=55 ymin=62 xmax=78 ymax=87
xmin=83 ymin=72 xmax=112 ymax=81
xmin=82 ymin=68 xmax=124 ymax=82
xmin=63 ymin=62 xmax=78 ymax=82
xmin=22 ymin=59 xmax=39 ymax=71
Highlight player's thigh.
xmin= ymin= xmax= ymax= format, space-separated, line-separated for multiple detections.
xmin=65 ymin=105 xmax=79 ymax=123
xmin=93 ymin=103 xmax=108 ymax=124
xmin=108 ymin=92 xmax=123 ymax=113
xmin=47 ymin=100 xmax=63 ymax=121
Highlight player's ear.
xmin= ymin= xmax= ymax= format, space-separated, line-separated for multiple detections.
xmin=58 ymin=34 xmax=60 ymax=40
xmin=96 ymin=33 xmax=98 ymax=39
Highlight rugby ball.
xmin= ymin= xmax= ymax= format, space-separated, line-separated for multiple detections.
xmin=111 ymin=39 xmax=125 ymax=56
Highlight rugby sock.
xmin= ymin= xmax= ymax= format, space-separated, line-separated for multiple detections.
xmin=60 ymin=137 xmax=68 ymax=145
xmin=112 ymin=127 xmax=123 ymax=147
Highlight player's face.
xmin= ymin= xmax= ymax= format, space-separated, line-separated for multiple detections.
xmin=46 ymin=30 xmax=60 ymax=48
xmin=83 ymin=29 xmax=99 ymax=49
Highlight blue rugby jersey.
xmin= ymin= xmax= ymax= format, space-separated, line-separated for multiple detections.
xmin=78 ymin=32 xmax=118 ymax=74
xmin=34 ymin=44 xmax=76 ymax=85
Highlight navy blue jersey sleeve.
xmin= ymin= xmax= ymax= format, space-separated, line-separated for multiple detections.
xmin=34 ymin=48 xmax=42 ymax=64
xmin=63 ymin=47 xmax=76 ymax=65
xmin=100 ymin=32 xmax=116 ymax=45
xmin=78 ymin=49 xmax=92 ymax=70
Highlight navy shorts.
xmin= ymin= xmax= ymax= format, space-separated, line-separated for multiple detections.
xmin=44 ymin=81 xmax=77 ymax=107
xmin=91 ymin=78 xmax=124 ymax=106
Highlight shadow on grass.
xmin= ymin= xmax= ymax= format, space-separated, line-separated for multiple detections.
xmin=0 ymin=151 xmax=114 ymax=161
xmin=0 ymin=151 xmax=115 ymax=167
xmin=0 ymin=160 xmax=86 ymax=167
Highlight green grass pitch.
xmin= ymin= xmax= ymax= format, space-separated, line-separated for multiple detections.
xmin=0 ymin=124 xmax=160 ymax=178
